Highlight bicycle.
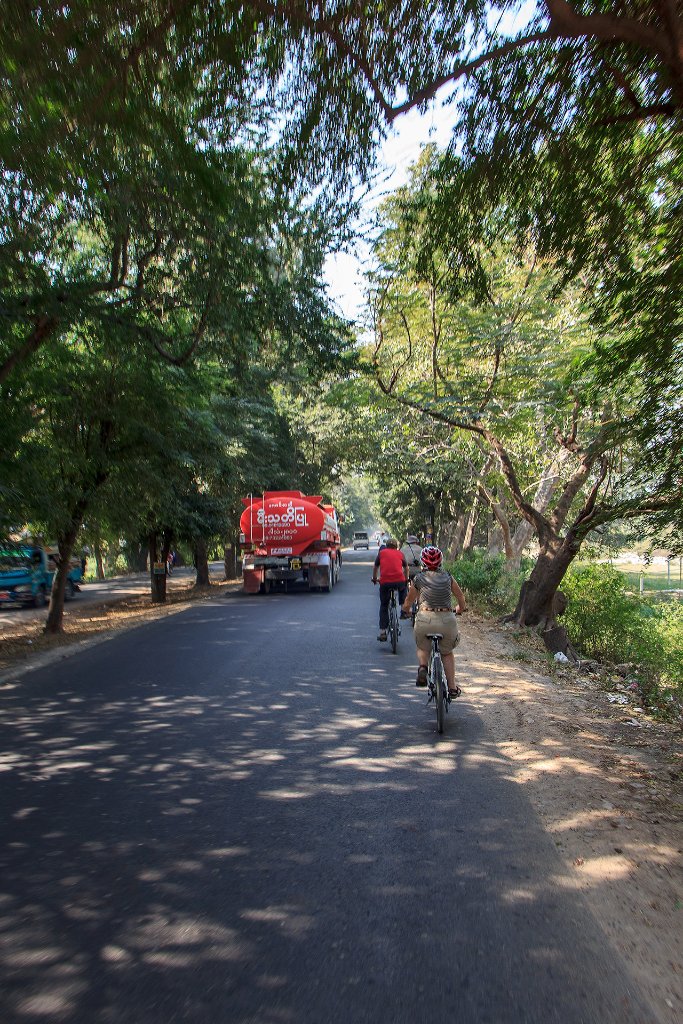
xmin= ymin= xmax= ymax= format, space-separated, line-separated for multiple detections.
xmin=426 ymin=632 xmax=449 ymax=733
xmin=387 ymin=586 xmax=401 ymax=654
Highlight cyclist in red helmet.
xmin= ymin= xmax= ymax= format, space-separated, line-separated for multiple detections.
xmin=402 ymin=545 xmax=467 ymax=696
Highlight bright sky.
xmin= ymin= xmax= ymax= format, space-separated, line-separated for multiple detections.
xmin=323 ymin=1 xmax=538 ymax=327
xmin=324 ymin=99 xmax=456 ymax=325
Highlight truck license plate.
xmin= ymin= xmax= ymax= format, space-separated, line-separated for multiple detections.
xmin=290 ymin=559 xmax=301 ymax=570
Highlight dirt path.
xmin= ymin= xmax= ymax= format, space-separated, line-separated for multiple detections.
xmin=1 ymin=592 xmax=681 ymax=1023
xmin=460 ymin=615 xmax=682 ymax=1024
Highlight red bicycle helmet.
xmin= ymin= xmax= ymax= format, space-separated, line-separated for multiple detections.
xmin=420 ymin=546 xmax=443 ymax=570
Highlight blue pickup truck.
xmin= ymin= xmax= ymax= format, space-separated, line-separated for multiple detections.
xmin=0 ymin=541 xmax=82 ymax=608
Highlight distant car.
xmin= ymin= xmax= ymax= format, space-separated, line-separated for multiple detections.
xmin=353 ymin=531 xmax=370 ymax=550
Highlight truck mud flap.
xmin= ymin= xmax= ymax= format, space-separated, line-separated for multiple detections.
xmin=242 ymin=568 xmax=264 ymax=594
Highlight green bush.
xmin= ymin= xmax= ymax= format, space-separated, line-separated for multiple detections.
xmin=562 ymin=563 xmax=683 ymax=720
xmin=447 ymin=550 xmax=530 ymax=614
xmin=561 ymin=564 xmax=658 ymax=665
xmin=654 ymin=601 xmax=683 ymax=690
xmin=449 ymin=551 xmax=506 ymax=596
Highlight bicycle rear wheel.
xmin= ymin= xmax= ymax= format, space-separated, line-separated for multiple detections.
xmin=389 ymin=599 xmax=398 ymax=653
xmin=433 ymin=655 xmax=446 ymax=733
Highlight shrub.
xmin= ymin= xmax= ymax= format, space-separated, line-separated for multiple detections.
xmin=447 ymin=550 xmax=530 ymax=614
xmin=562 ymin=563 xmax=683 ymax=721
xmin=561 ymin=564 xmax=658 ymax=665
xmin=654 ymin=601 xmax=683 ymax=690
xmin=449 ymin=550 xmax=505 ymax=596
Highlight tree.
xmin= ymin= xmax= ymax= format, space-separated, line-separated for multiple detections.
xmin=0 ymin=316 xmax=191 ymax=630
xmin=368 ymin=161 xmax=679 ymax=626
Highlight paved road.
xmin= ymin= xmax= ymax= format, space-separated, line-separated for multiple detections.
xmin=0 ymin=551 xmax=656 ymax=1023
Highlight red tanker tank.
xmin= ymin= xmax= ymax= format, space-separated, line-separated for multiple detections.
xmin=240 ymin=492 xmax=339 ymax=557
xmin=239 ymin=491 xmax=342 ymax=593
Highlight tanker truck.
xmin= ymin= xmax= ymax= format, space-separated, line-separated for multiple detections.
xmin=239 ymin=491 xmax=342 ymax=593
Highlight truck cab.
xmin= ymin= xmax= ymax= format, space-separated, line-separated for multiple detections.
xmin=0 ymin=541 xmax=82 ymax=608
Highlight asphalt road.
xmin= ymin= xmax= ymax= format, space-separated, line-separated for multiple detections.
xmin=0 ymin=550 xmax=656 ymax=1023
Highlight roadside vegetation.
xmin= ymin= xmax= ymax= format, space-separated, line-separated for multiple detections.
xmin=448 ymin=550 xmax=683 ymax=724
xmin=1 ymin=3 xmax=681 ymax=653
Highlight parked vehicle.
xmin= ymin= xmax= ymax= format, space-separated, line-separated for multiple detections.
xmin=0 ymin=541 xmax=82 ymax=608
xmin=239 ymin=491 xmax=342 ymax=593
xmin=353 ymin=531 xmax=370 ymax=550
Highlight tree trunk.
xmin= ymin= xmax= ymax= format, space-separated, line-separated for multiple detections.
xmin=44 ymin=528 xmax=80 ymax=634
xmin=223 ymin=542 xmax=239 ymax=580
xmin=194 ymin=538 xmax=210 ymax=586
xmin=149 ymin=532 xmax=167 ymax=604
xmin=441 ymin=515 xmax=466 ymax=560
xmin=462 ymin=500 xmax=482 ymax=552
xmin=507 ymin=450 xmax=572 ymax=570
xmin=125 ymin=539 xmax=148 ymax=573
xmin=488 ymin=523 xmax=504 ymax=556
xmin=507 ymin=533 xmax=581 ymax=628
xmin=95 ymin=540 xmax=105 ymax=580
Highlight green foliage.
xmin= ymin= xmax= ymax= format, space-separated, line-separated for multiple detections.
xmin=446 ymin=550 xmax=530 ymax=614
xmin=449 ymin=551 xmax=506 ymax=597
xmin=654 ymin=603 xmax=683 ymax=691
xmin=562 ymin=564 xmax=683 ymax=718
xmin=562 ymin=565 xmax=658 ymax=665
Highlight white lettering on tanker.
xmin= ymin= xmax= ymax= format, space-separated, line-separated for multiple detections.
xmin=256 ymin=504 xmax=308 ymax=528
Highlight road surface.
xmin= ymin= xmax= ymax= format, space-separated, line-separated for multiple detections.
xmin=0 ymin=550 xmax=656 ymax=1023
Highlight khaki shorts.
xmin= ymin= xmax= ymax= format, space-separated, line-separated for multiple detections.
xmin=414 ymin=610 xmax=460 ymax=654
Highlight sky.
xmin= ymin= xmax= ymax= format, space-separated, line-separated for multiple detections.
xmin=323 ymin=98 xmax=456 ymax=325
xmin=323 ymin=1 xmax=538 ymax=326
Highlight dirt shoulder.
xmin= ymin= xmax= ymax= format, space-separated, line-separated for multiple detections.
xmin=460 ymin=615 xmax=682 ymax=1024
xmin=1 ymin=591 xmax=681 ymax=1023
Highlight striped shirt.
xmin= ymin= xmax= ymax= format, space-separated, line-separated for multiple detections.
xmin=413 ymin=570 xmax=453 ymax=610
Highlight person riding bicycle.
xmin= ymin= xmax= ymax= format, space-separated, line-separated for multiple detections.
xmin=402 ymin=545 xmax=467 ymax=697
xmin=372 ymin=538 xmax=409 ymax=642
xmin=401 ymin=534 xmax=422 ymax=582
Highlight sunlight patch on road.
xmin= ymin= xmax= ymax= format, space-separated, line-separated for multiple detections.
xmin=205 ymin=846 xmax=250 ymax=858
xmin=100 ymin=943 xmax=134 ymax=964
xmin=262 ymin=788 xmax=311 ymax=800
xmin=500 ymin=886 xmax=537 ymax=904
xmin=241 ymin=905 xmax=315 ymax=938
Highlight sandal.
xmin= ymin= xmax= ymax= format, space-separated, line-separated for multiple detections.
xmin=416 ymin=666 xmax=428 ymax=688
xmin=448 ymin=686 xmax=461 ymax=699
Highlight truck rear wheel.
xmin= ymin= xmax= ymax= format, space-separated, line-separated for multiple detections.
xmin=33 ymin=586 xmax=47 ymax=608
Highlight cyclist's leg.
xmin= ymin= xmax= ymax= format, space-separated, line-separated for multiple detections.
xmin=398 ymin=581 xmax=408 ymax=617
xmin=442 ymin=643 xmax=461 ymax=697
xmin=442 ymin=651 xmax=455 ymax=689
xmin=378 ymin=583 xmax=390 ymax=634
xmin=413 ymin=611 xmax=430 ymax=685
